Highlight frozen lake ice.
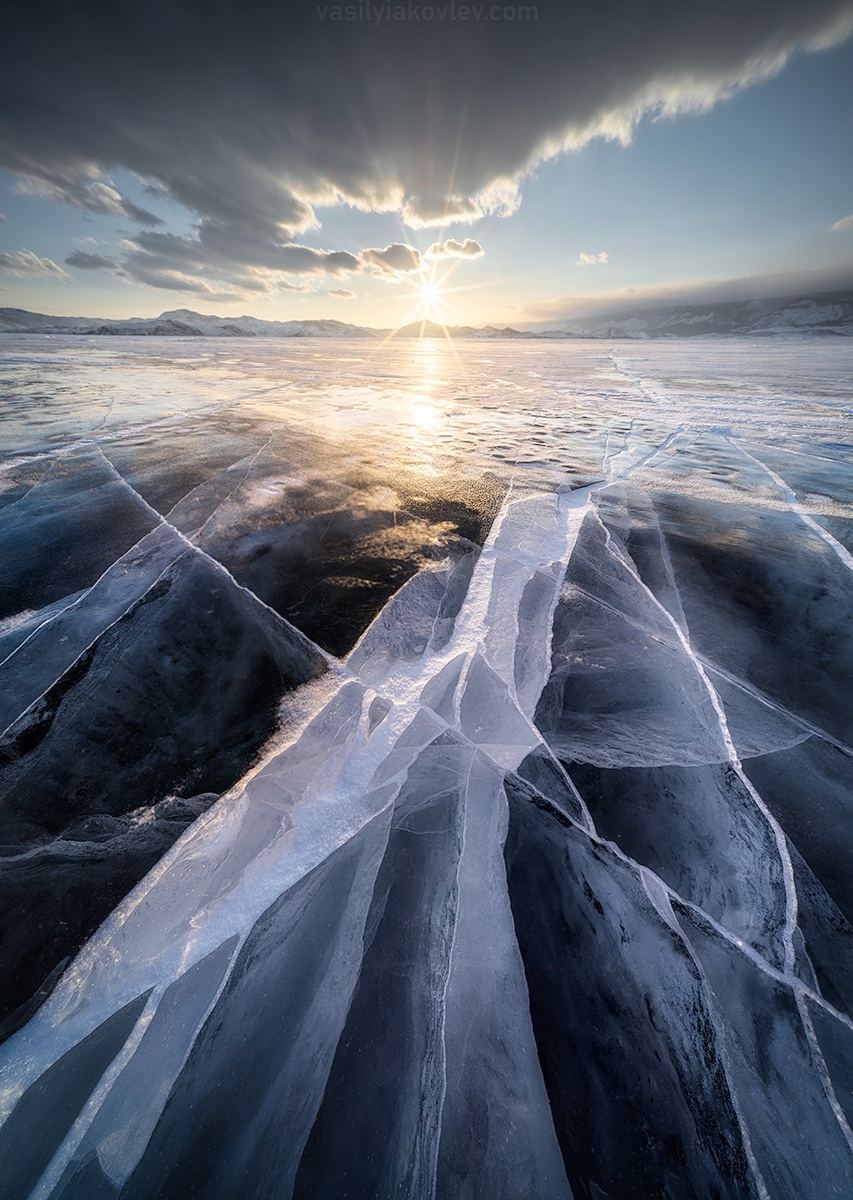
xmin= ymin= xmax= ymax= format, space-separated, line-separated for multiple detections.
xmin=1 ymin=334 xmax=853 ymax=1198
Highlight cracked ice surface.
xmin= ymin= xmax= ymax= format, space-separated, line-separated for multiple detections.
xmin=2 ymin=336 xmax=853 ymax=1199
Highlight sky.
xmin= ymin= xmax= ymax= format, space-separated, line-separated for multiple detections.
xmin=1 ymin=0 xmax=852 ymax=329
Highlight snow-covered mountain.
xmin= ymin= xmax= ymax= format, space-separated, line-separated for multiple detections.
xmin=2 ymin=289 xmax=852 ymax=339
xmin=0 ymin=308 xmax=382 ymax=338
xmin=550 ymin=290 xmax=853 ymax=338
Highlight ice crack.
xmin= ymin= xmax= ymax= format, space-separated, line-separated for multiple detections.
xmin=594 ymin=511 xmax=800 ymax=974
xmin=733 ymin=439 xmax=853 ymax=576
xmin=92 ymin=445 xmax=332 ymax=665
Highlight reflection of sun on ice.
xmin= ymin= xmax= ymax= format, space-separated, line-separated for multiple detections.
xmin=410 ymin=392 xmax=440 ymax=429
xmin=415 ymin=337 xmax=441 ymax=375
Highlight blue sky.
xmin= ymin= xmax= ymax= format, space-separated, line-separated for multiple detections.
xmin=1 ymin=1 xmax=852 ymax=327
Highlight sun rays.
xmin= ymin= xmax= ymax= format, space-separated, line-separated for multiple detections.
xmin=406 ymin=268 xmax=451 ymax=325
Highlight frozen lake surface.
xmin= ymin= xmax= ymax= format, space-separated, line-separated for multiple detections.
xmin=1 ymin=335 xmax=853 ymax=1199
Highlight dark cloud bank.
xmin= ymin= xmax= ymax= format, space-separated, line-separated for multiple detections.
xmin=1 ymin=0 xmax=851 ymax=294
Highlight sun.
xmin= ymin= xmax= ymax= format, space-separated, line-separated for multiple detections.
xmin=396 ymin=266 xmax=457 ymax=332
xmin=413 ymin=274 xmax=447 ymax=321
xmin=418 ymin=279 xmax=442 ymax=306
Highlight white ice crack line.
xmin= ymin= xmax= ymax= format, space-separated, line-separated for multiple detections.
xmin=164 ymin=433 xmax=275 ymax=537
xmin=393 ymin=677 xmax=594 ymax=834
xmin=0 ymin=548 xmax=189 ymax=743
xmin=593 ymin=510 xmax=800 ymax=974
xmin=92 ymin=445 xmax=334 ymax=666
xmin=0 ymin=402 xmax=238 ymax=470
xmin=600 ymin=418 xmax=688 ymax=486
xmin=795 ymin=989 xmax=853 ymax=1158
xmin=563 ymin=578 xmax=853 ymax=759
xmin=607 ymin=350 xmax=663 ymax=410
xmin=428 ymin=751 xmax=475 ymax=1200
xmin=2 ymin=451 xmax=337 ymax=736
xmin=750 ymin=442 xmax=853 ymax=469
xmin=636 ymin=874 xmax=771 ymax=1200
xmin=0 ymin=453 xmax=58 ymax=516
xmin=90 ymin=392 xmax=118 ymax=436
xmin=519 ymin=765 xmax=853 ymax=1040
xmin=27 ymin=928 xmax=249 ymax=1200
xmin=732 ymin=438 xmax=853 ymax=576
xmin=0 ymin=380 xmax=290 ymax=471
xmin=593 ymin=509 xmax=853 ymax=1154
xmin=0 ymin=436 xmax=280 ymax=675
xmin=636 ymin=485 xmax=853 ymax=756
xmin=519 ymin=764 xmax=853 ymax=1178
xmin=0 ymin=518 xmax=176 ymax=675
xmin=26 ymin=990 xmax=163 ymax=1200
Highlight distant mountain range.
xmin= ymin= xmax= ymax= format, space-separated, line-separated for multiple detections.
xmin=554 ymin=290 xmax=853 ymax=338
xmin=2 ymin=290 xmax=852 ymax=339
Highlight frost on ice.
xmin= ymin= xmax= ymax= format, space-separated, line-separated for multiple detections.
xmin=1 ymin=336 xmax=853 ymax=1199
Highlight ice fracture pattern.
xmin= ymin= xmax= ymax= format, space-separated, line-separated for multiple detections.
xmin=1 ymin=336 xmax=853 ymax=1199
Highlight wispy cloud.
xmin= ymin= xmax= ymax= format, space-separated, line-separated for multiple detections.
xmin=65 ymin=249 xmax=117 ymax=271
xmin=117 ymin=263 xmax=241 ymax=301
xmin=0 ymin=249 xmax=68 ymax=278
xmin=578 ymin=251 xmax=609 ymax=265
xmin=832 ymin=214 xmax=853 ymax=232
xmin=104 ymin=231 xmax=429 ymax=297
xmin=114 ymin=228 xmax=363 ymax=297
xmin=15 ymin=175 xmax=162 ymax=226
xmin=328 ymin=288 xmax=356 ymax=298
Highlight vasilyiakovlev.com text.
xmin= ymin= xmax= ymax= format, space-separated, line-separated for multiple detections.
xmin=317 ymin=3 xmax=538 ymax=21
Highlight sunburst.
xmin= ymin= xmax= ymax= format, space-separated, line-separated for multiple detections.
xmin=411 ymin=272 xmax=447 ymax=322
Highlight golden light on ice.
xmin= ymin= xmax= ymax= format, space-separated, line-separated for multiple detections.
xmin=410 ymin=394 xmax=440 ymax=429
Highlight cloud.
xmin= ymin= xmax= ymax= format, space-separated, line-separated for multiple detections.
xmin=117 ymin=261 xmax=241 ymax=300
xmin=106 ymin=229 xmax=421 ymax=297
xmin=425 ymin=238 xmax=484 ymax=259
xmin=0 ymin=249 xmax=68 ymax=278
xmin=65 ymin=249 xmax=117 ymax=270
xmin=2 ymin=0 xmax=850 ymax=281
xmin=328 ymin=288 xmax=356 ymax=298
xmin=359 ymin=243 xmax=421 ymax=275
xmin=15 ymin=174 xmax=163 ymax=226
xmin=577 ymin=251 xmax=609 ymax=265
xmin=832 ymin=214 xmax=853 ymax=231
xmin=113 ymin=227 xmax=362 ymax=296
xmin=0 ymin=213 xmax=8 ymax=223
xmin=402 ymin=195 xmax=484 ymax=228
xmin=131 ymin=226 xmax=359 ymax=276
